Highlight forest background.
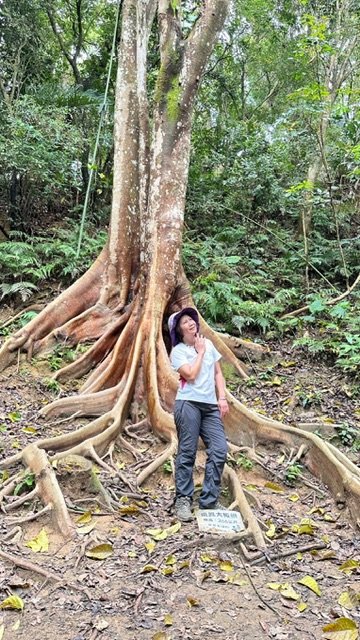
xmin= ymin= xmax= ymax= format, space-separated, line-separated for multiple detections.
xmin=1 ymin=0 xmax=360 ymax=390
xmin=0 ymin=1 xmax=359 ymax=639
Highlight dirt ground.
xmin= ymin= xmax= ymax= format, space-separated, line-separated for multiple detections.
xmin=0 ymin=306 xmax=359 ymax=640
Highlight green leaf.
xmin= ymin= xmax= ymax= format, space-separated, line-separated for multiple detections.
xmin=164 ymin=613 xmax=173 ymax=626
xmin=338 ymin=590 xmax=360 ymax=610
xmin=8 ymin=411 xmax=21 ymax=422
xmin=76 ymin=511 xmax=92 ymax=524
xmin=219 ymin=560 xmax=233 ymax=572
xmin=267 ymin=582 xmax=300 ymax=600
xmin=309 ymin=299 xmax=326 ymax=314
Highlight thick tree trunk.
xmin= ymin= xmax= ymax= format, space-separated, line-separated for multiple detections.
xmin=0 ymin=0 xmax=359 ymax=543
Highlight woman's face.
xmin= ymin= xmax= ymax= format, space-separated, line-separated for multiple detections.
xmin=178 ymin=314 xmax=197 ymax=342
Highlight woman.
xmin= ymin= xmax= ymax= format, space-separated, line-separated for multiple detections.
xmin=168 ymin=307 xmax=229 ymax=521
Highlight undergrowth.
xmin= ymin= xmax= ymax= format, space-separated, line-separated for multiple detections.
xmin=0 ymin=221 xmax=106 ymax=303
xmin=1 ymin=214 xmax=359 ymax=377
xmin=183 ymin=223 xmax=360 ymax=377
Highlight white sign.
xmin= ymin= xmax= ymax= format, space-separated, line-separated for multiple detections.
xmin=196 ymin=509 xmax=245 ymax=534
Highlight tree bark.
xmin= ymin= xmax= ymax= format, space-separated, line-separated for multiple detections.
xmin=0 ymin=0 xmax=359 ymax=542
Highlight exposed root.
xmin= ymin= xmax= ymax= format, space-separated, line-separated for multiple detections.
xmin=7 ymin=503 xmax=52 ymax=526
xmin=80 ymin=305 xmax=139 ymax=394
xmin=118 ymin=435 xmax=143 ymax=460
xmin=249 ymin=541 xmax=328 ymax=567
xmin=1 ymin=286 xmax=359 ymax=542
xmin=199 ymin=313 xmax=249 ymax=379
xmin=22 ymin=444 xmax=74 ymax=537
xmin=0 ymin=304 xmax=44 ymax=330
xmin=4 ymin=487 xmax=38 ymax=511
xmin=79 ymin=352 xmax=112 ymax=393
xmin=0 ymin=471 xmax=24 ymax=501
xmin=2 ymin=526 xmax=23 ymax=544
xmin=0 ymin=547 xmax=62 ymax=582
xmin=137 ymin=437 xmax=177 ymax=486
xmin=53 ymin=302 xmax=133 ymax=383
xmin=87 ymin=445 xmax=116 ymax=474
xmin=0 ymin=247 xmax=107 ymax=371
xmin=216 ymin=332 xmax=270 ymax=361
xmin=223 ymin=463 xmax=266 ymax=549
xmin=288 ymin=443 xmax=307 ymax=465
xmin=40 ymin=383 xmax=124 ymax=419
xmin=224 ymin=393 xmax=360 ymax=526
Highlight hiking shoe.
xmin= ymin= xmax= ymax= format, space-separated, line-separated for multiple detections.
xmin=175 ymin=496 xmax=193 ymax=522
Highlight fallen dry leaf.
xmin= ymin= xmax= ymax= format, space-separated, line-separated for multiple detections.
xmin=338 ymin=590 xmax=360 ymax=611
xmin=0 ymin=595 xmax=24 ymax=611
xmin=322 ymin=617 xmax=358 ymax=640
xmin=187 ymin=596 xmax=200 ymax=607
xmin=85 ymin=543 xmax=113 ymax=560
xmin=297 ymin=575 xmax=321 ymax=596
xmin=25 ymin=528 xmax=49 ymax=552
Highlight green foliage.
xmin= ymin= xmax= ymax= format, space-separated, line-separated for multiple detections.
xmin=334 ymin=423 xmax=360 ymax=449
xmin=284 ymin=464 xmax=302 ymax=487
xmin=0 ymin=310 xmax=39 ymax=337
xmin=14 ymin=473 xmax=35 ymax=496
xmin=162 ymin=460 xmax=173 ymax=474
xmin=41 ymin=377 xmax=62 ymax=393
xmin=292 ymin=296 xmax=360 ymax=375
xmin=0 ymin=0 xmax=359 ymax=393
xmin=183 ymin=211 xmax=360 ymax=377
xmin=0 ymin=222 xmax=106 ymax=303
xmin=0 ymin=281 xmax=38 ymax=302
xmin=232 ymin=300 xmax=284 ymax=334
xmin=47 ymin=343 xmax=77 ymax=372
xmin=0 ymin=95 xmax=84 ymax=219
xmin=336 ymin=334 xmax=360 ymax=373
xmin=235 ymin=454 xmax=253 ymax=471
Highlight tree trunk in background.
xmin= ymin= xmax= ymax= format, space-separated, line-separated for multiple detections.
xmin=299 ymin=0 xmax=358 ymax=238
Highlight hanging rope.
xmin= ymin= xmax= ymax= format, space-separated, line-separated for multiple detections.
xmin=76 ymin=0 xmax=122 ymax=258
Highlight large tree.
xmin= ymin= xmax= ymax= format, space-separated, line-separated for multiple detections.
xmin=1 ymin=0 xmax=359 ymax=545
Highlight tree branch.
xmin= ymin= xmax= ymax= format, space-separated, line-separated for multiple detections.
xmin=179 ymin=0 xmax=230 ymax=117
xmin=46 ymin=5 xmax=82 ymax=85
xmin=281 ymin=273 xmax=360 ymax=319
xmin=75 ymin=0 xmax=83 ymax=58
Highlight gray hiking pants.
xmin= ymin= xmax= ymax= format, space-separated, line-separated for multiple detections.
xmin=174 ymin=400 xmax=228 ymax=509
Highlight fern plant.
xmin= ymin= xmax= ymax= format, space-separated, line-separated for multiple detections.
xmin=0 ymin=222 xmax=106 ymax=302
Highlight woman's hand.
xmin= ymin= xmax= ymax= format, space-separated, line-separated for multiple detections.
xmin=194 ymin=334 xmax=206 ymax=355
xmin=218 ymin=397 xmax=229 ymax=418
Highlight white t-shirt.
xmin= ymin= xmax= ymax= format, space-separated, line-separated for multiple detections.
xmin=170 ymin=338 xmax=221 ymax=404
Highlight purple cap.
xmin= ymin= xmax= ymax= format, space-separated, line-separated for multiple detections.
xmin=168 ymin=307 xmax=200 ymax=347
